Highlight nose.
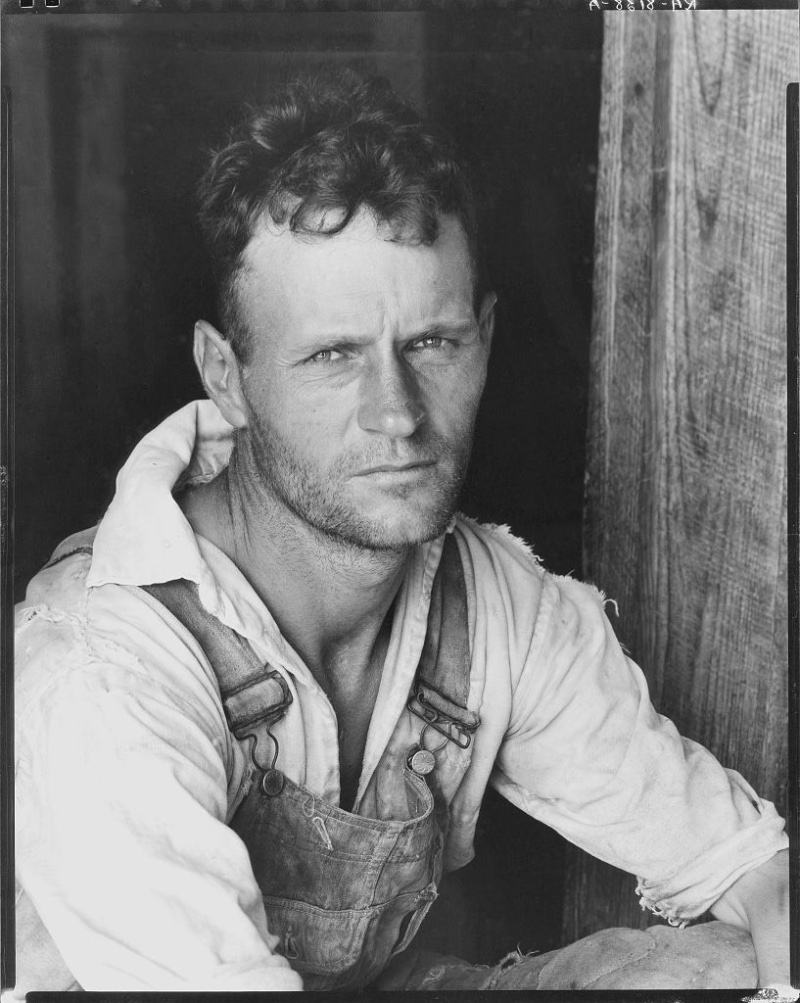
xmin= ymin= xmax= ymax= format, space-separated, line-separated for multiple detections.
xmin=357 ymin=353 xmax=425 ymax=438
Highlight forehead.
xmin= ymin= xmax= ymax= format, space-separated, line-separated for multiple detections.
xmin=236 ymin=212 xmax=475 ymax=337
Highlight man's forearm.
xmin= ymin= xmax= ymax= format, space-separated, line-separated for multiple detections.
xmin=710 ymin=848 xmax=790 ymax=988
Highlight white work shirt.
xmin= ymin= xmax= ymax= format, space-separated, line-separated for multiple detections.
xmin=13 ymin=401 xmax=788 ymax=992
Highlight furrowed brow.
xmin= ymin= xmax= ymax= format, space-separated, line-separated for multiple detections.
xmin=414 ymin=321 xmax=477 ymax=339
xmin=294 ymin=332 xmax=372 ymax=353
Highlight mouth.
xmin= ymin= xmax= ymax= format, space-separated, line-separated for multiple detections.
xmin=354 ymin=460 xmax=436 ymax=478
xmin=360 ymin=461 xmax=435 ymax=473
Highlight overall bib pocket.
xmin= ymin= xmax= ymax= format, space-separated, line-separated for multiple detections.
xmin=231 ymin=768 xmax=445 ymax=990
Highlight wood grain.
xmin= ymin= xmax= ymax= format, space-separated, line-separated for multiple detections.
xmin=564 ymin=10 xmax=798 ymax=942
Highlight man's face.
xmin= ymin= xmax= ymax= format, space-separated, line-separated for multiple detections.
xmin=231 ymin=211 xmax=493 ymax=550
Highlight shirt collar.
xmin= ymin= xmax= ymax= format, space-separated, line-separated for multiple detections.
xmin=87 ymin=400 xmax=234 ymax=602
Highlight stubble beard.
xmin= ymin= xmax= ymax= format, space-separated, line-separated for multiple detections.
xmin=238 ymin=421 xmax=475 ymax=553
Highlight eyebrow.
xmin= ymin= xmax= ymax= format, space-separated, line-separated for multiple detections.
xmin=295 ymin=320 xmax=477 ymax=352
xmin=415 ymin=321 xmax=477 ymax=338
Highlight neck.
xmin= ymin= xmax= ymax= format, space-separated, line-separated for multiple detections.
xmin=181 ymin=450 xmax=412 ymax=684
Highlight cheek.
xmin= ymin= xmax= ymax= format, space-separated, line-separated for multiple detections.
xmin=296 ymin=394 xmax=355 ymax=440
xmin=427 ymin=364 xmax=486 ymax=429
xmin=246 ymin=371 xmax=346 ymax=434
xmin=272 ymin=393 xmax=357 ymax=465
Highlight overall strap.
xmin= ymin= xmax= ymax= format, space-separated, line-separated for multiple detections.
xmin=407 ymin=532 xmax=480 ymax=748
xmin=139 ymin=580 xmax=292 ymax=743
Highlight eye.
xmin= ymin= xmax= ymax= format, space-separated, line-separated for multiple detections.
xmin=307 ymin=348 xmax=343 ymax=363
xmin=411 ymin=335 xmax=446 ymax=351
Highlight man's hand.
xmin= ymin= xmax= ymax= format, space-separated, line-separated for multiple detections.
xmin=710 ymin=849 xmax=790 ymax=989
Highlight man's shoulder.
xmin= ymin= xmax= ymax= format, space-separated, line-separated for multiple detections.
xmin=451 ymin=514 xmax=611 ymax=618
xmin=17 ymin=526 xmax=99 ymax=616
xmin=450 ymin=515 xmax=551 ymax=634
xmin=452 ymin=513 xmax=546 ymax=580
xmin=15 ymin=525 xmax=225 ymax=734
xmin=15 ymin=526 xmax=106 ymax=724
xmin=16 ymin=523 xmax=186 ymax=687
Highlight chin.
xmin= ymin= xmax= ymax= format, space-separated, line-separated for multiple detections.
xmin=366 ymin=522 xmax=450 ymax=551
xmin=316 ymin=500 xmax=455 ymax=552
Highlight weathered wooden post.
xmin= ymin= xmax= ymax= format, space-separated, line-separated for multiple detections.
xmin=564 ymin=11 xmax=798 ymax=939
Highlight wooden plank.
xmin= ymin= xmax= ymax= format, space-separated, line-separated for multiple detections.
xmin=565 ymin=10 xmax=797 ymax=942
xmin=566 ymin=13 xmax=660 ymax=938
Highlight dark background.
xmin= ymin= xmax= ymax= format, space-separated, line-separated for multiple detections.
xmin=5 ymin=9 xmax=602 ymax=961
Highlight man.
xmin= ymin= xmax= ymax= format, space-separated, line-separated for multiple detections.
xmin=11 ymin=73 xmax=790 ymax=993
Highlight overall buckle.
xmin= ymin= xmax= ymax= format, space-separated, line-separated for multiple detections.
xmin=407 ymin=684 xmax=478 ymax=750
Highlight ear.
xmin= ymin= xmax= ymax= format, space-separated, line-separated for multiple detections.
xmin=477 ymin=292 xmax=497 ymax=352
xmin=193 ymin=320 xmax=249 ymax=429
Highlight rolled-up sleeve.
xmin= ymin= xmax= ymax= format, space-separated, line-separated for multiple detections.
xmin=492 ymin=573 xmax=788 ymax=924
xmin=14 ymin=600 xmax=303 ymax=992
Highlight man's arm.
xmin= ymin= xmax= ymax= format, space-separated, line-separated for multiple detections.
xmin=478 ymin=551 xmax=789 ymax=938
xmin=14 ymin=593 xmax=303 ymax=992
xmin=710 ymin=848 xmax=790 ymax=989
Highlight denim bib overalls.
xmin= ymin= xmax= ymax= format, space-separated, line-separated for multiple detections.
xmin=140 ymin=534 xmax=479 ymax=991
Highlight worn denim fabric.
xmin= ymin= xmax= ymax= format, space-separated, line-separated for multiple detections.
xmin=232 ymin=767 xmax=448 ymax=990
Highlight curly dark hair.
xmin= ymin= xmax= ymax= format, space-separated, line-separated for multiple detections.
xmin=197 ymin=70 xmax=484 ymax=361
